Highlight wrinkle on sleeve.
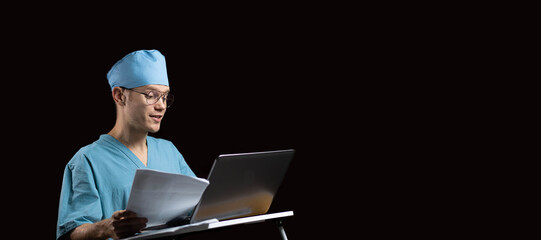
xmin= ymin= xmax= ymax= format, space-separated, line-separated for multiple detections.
xmin=56 ymin=153 xmax=103 ymax=239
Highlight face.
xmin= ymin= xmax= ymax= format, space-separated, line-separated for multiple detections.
xmin=123 ymin=85 xmax=170 ymax=133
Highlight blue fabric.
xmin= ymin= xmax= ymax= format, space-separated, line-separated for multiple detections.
xmin=56 ymin=134 xmax=195 ymax=239
xmin=107 ymin=49 xmax=169 ymax=90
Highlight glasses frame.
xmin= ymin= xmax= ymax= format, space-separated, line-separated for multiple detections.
xmin=121 ymin=87 xmax=174 ymax=108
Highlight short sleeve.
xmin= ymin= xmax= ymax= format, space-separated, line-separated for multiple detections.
xmin=165 ymin=140 xmax=196 ymax=177
xmin=177 ymin=151 xmax=196 ymax=177
xmin=56 ymin=153 xmax=103 ymax=239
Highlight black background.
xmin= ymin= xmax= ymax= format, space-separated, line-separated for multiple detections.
xmin=3 ymin=18 xmax=359 ymax=239
xmin=1 ymin=4 xmax=493 ymax=239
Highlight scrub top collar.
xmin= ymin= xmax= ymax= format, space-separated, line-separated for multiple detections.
xmin=100 ymin=134 xmax=152 ymax=168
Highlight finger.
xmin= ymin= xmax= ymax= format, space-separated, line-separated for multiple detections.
xmin=113 ymin=218 xmax=148 ymax=237
xmin=119 ymin=210 xmax=138 ymax=219
xmin=113 ymin=217 xmax=148 ymax=230
xmin=113 ymin=210 xmax=138 ymax=220
xmin=112 ymin=210 xmax=126 ymax=220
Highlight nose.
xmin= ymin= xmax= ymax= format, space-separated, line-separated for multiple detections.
xmin=154 ymin=97 xmax=166 ymax=110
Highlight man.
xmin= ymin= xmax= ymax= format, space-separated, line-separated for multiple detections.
xmin=57 ymin=49 xmax=196 ymax=240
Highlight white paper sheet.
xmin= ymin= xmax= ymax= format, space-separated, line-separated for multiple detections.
xmin=126 ymin=169 xmax=210 ymax=227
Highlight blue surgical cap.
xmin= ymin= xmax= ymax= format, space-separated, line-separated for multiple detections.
xmin=107 ymin=49 xmax=169 ymax=90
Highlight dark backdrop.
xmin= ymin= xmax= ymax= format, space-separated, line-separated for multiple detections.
xmin=2 ymin=6 xmax=480 ymax=239
xmin=4 ymin=30 xmax=351 ymax=239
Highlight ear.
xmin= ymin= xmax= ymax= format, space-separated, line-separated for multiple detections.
xmin=112 ymin=87 xmax=126 ymax=105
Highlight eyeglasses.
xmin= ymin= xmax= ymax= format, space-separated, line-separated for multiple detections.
xmin=122 ymin=87 xmax=174 ymax=108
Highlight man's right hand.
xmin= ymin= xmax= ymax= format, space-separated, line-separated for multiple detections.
xmin=111 ymin=210 xmax=148 ymax=239
xmin=67 ymin=210 xmax=148 ymax=240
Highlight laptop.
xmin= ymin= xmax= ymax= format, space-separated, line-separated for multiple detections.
xmin=155 ymin=149 xmax=295 ymax=228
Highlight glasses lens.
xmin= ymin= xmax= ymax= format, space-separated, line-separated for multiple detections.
xmin=166 ymin=94 xmax=174 ymax=108
xmin=145 ymin=91 xmax=160 ymax=105
xmin=144 ymin=90 xmax=173 ymax=108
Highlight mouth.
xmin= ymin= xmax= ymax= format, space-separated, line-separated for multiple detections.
xmin=149 ymin=114 xmax=163 ymax=122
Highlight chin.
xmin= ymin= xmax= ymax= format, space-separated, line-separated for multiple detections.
xmin=147 ymin=125 xmax=161 ymax=133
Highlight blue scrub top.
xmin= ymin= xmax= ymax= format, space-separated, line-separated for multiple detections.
xmin=56 ymin=134 xmax=196 ymax=239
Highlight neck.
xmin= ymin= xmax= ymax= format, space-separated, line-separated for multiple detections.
xmin=108 ymin=122 xmax=148 ymax=150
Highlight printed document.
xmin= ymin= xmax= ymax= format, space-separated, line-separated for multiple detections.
xmin=126 ymin=169 xmax=210 ymax=227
